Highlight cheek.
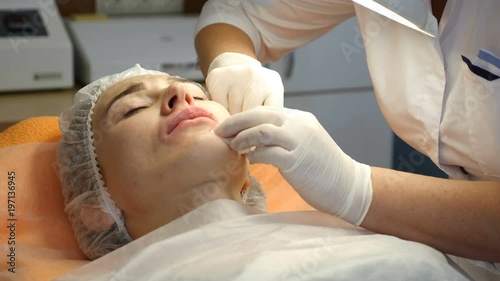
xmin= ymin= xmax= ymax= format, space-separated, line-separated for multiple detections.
xmin=93 ymin=126 xmax=153 ymax=210
xmin=200 ymin=103 xmax=230 ymax=123
xmin=94 ymin=121 xmax=153 ymax=173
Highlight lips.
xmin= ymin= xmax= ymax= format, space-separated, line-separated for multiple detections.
xmin=166 ymin=106 xmax=217 ymax=134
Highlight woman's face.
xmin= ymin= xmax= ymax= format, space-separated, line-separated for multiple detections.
xmin=91 ymin=74 xmax=248 ymax=236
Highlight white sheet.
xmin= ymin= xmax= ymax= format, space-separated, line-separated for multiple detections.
xmin=55 ymin=199 xmax=471 ymax=281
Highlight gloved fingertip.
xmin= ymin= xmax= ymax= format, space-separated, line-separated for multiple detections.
xmin=212 ymin=125 xmax=224 ymax=136
xmin=211 ymin=127 xmax=233 ymax=144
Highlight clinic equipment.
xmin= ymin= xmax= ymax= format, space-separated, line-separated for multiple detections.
xmin=352 ymin=0 xmax=437 ymax=37
xmin=0 ymin=0 xmax=73 ymax=92
xmin=65 ymin=16 xmax=203 ymax=85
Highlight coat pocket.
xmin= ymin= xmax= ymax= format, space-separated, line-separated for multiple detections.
xmin=460 ymin=57 xmax=500 ymax=177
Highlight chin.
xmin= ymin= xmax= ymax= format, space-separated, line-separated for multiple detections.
xmin=156 ymin=129 xmax=247 ymax=185
xmin=174 ymin=131 xmax=243 ymax=163
xmin=198 ymin=135 xmax=242 ymax=162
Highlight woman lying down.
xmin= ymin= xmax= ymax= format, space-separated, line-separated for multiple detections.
xmin=55 ymin=65 xmax=470 ymax=281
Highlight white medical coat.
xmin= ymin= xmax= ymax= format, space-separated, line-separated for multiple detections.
xmin=56 ymin=200 xmax=470 ymax=281
xmin=195 ymin=0 xmax=500 ymax=278
xmin=196 ymin=0 xmax=500 ymax=182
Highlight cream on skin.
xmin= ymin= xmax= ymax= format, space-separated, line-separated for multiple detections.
xmin=91 ymin=74 xmax=249 ymax=239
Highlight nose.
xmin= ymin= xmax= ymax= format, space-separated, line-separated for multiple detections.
xmin=160 ymin=82 xmax=195 ymax=115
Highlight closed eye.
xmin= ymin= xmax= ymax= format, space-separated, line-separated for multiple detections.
xmin=124 ymin=106 xmax=148 ymax=118
xmin=193 ymin=96 xmax=207 ymax=101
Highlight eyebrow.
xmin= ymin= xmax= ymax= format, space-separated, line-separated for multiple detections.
xmin=104 ymin=76 xmax=210 ymax=115
xmin=105 ymin=82 xmax=146 ymax=114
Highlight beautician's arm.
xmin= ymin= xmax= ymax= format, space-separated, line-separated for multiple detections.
xmin=195 ymin=24 xmax=257 ymax=77
xmin=364 ymin=167 xmax=500 ymax=262
xmin=194 ymin=1 xmax=352 ymax=114
xmin=215 ymin=107 xmax=500 ymax=262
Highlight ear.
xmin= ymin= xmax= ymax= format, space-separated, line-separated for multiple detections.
xmin=79 ymin=205 xmax=116 ymax=232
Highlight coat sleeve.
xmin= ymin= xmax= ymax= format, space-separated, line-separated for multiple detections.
xmin=195 ymin=0 xmax=356 ymax=62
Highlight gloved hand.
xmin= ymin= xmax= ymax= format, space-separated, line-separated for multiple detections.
xmin=206 ymin=52 xmax=284 ymax=115
xmin=214 ymin=106 xmax=373 ymax=226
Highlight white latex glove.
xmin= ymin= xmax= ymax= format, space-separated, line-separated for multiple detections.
xmin=206 ymin=52 xmax=284 ymax=115
xmin=214 ymin=106 xmax=373 ymax=226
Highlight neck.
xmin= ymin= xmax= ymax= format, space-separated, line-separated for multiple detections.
xmin=173 ymin=181 xmax=243 ymax=216
xmin=126 ymin=180 xmax=243 ymax=239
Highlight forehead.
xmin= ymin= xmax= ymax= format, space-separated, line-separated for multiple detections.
xmin=97 ymin=74 xmax=170 ymax=105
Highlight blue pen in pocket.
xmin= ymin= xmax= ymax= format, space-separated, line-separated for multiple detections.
xmin=461 ymin=51 xmax=500 ymax=81
xmin=478 ymin=48 xmax=500 ymax=69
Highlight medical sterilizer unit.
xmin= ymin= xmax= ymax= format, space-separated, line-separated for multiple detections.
xmin=0 ymin=0 xmax=73 ymax=92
